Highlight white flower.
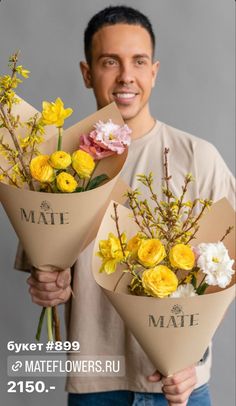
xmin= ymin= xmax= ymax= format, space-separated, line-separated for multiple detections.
xmin=169 ymin=283 xmax=197 ymax=298
xmin=196 ymin=242 xmax=234 ymax=288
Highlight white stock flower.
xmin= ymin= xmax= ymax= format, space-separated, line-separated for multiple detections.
xmin=196 ymin=242 xmax=234 ymax=288
xmin=169 ymin=283 xmax=197 ymax=298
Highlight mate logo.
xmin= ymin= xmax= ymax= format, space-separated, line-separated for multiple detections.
xmin=149 ymin=304 xmax=199 ymax=329
xmin=20 ymin=200 xmax=69 ymax=225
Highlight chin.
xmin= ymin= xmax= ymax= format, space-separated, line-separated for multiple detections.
xmin=114 ymin=104 xmax=137 ymax=118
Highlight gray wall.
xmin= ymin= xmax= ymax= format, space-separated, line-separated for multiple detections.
xmin=0 ymin=1 xmax=235 ymax=405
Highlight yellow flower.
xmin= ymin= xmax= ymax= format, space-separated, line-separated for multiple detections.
xmin=138 ymin=238 xmax=166 ymax=267
xmin=169 ymin=244 xmax=195 ymax=270
xmin=41 ymin=97 xmax=73 ymax=127
xmin=72 ymin=149 xmax=95 ymax=178
xmin=127 ymin=232 xmax=145 ymax=258
xmin=56 ymin=172 xmax=77 ymax=193
xmin=50 ymin=151 xmax=72 ymax=169
xmin=98 ymin=232 xmax=128 ymax=274
xmin=30 ymin=155 xmax=54 ymax=183
xmin=142 ymin=265 xmax=178 ymax=298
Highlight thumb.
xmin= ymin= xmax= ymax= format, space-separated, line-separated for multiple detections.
xmin=56 ymin=268 xmax=71 ymax=288
xmin=147 ymin=370 xmax=162 ymax=382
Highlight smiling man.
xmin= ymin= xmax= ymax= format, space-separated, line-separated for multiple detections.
xmin=23 ymin=5 xmax=235 ymax=406
xmin=80 ymin=22 xmax=159 ymax=139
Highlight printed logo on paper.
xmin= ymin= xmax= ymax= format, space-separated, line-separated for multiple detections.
xmin=20 ymin=201 xmax=69 ymax=225
xmin=148 ymin=304 xmax=199 ymax=329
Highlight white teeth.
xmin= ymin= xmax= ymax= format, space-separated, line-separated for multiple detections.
xmin=115 ymin=93 xmax=136 ymax=99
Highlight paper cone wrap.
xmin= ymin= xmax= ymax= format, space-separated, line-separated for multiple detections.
xmin=0 ymin=100 xmax=128 ymax=270
xmin=92 ymin=199 xmax=235 ymax=376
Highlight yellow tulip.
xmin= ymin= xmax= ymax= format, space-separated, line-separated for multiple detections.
xmin=98 ymin=232 xmax=128 ymax=274
xmin=41 ymin=97 xmax=73 ymax=127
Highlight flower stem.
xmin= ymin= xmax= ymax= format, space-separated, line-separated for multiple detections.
xmin=46 ymin=307 xmax=54 ymax=341
xmin=57 ymin=127 xmax=62 ymax=151
xmin=52 ymin=306 xmax=61 ymax=341
xmin=35 ymin=307 xmax=46 ymax=341
xmin=113 ymin=272 xmax=126 ymax=292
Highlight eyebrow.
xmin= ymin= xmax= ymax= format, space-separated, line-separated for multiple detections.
xmin=97 ymin=53 xmax=151 ymax=61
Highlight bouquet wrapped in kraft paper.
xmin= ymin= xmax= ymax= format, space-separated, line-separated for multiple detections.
xmin=0 ymin=101 xmax=129 ymax=269
xmin=92 ymin=152 xmax=235 ymax=376
xmin=0 ymin=53 xmax=130 ymax=340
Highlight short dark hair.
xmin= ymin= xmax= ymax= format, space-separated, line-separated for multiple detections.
xmin=84 ymin=5 xmax=156 ymax=65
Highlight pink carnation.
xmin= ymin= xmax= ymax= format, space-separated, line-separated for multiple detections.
xmin=79 ymin=120 xmax=131 ymax=160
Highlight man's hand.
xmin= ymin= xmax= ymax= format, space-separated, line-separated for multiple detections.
xmin=27 ymin=268 xmax=72 ymax=307
xmin=147 ymin=366 xmax=197 ymax=405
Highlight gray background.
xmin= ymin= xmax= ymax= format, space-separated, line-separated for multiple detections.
xmin=0 ymin=0 xmax=235 ymax=405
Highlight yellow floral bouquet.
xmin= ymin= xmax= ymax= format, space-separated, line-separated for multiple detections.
xmin=0 ymin=53 xmax=130 ymax=341
xmin=92 ymin=148 xmax=235 ymax=376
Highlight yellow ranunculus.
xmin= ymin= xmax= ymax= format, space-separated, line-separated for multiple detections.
xmin=50 ymin=151 xmax=72 ymax=169
xmin=72 ymin=149 xmax=95 ymax=179
xmin=98 ymin=232 xmax=128 ymax=274
xmin=142 ymin=265 xmax=178 ymax=298
xmin=169 ymin=244 xmax=195 ymax=270
xmin=41 ymin=97 xmax=73 ymax=127
xmin=138 ymin=238 xmax=166 ymax=267
xmin=127 ymin=232 xmax=145 ymax=258
xmin=30 ymin=155 xmax=54 ymax=183
xmin=56 ymin=172 xmax=77 ymax=193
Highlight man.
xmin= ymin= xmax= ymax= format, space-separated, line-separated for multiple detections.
xmin=25 ymin=5 xmax=235 ymax=406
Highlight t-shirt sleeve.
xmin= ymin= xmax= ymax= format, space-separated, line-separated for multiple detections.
xmin=193 ymin=139 xmax=235 ymax=209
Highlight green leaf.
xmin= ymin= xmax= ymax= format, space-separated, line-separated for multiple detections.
xmin=192 ymin=274 xmax=197 ymax=289
xmin=74 ymin=186 xmax=84 ymax=193
xmin=196 ymin=283 xmax=208 ymax=295
xmin=86 ymin=174 xmax=109 ymax=190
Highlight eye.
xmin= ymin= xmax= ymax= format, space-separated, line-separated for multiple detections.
xmin=136 ymin=59 xmax=146 ymax=66
xmin=103 ymin=58 xmax=118 ymax=67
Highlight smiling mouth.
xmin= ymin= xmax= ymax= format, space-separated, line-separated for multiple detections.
xmin=112 ymin=92 xmax=138 ymax=102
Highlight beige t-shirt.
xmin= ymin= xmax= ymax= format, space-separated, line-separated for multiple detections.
xmin=65 ymin=121 xmax=235 ymax=394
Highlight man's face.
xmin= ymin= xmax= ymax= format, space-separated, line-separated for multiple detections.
xmin=80 ymin=24 xmax=159 ymax=122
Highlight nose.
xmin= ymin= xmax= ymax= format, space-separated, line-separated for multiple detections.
xmin=116 ymin=62 xmax=134 ymax=85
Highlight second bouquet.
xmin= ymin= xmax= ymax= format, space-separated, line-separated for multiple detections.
xmin=92 ymin=148 xmax=235 ymax=376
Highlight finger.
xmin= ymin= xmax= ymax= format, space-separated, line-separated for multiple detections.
xmin=163 ymin=375 xmax=196 ymax=396
xmin=56 ymin=268 xmax=71 ymax=288
xmin=31 ymin=269 xmax=59 ymax=283
xmin=164 ymin=385 xmax=194 ymax=404
xmin=30 ymin=286 xmax=72 ymax=307
xmin=162 ymin=366 xmax=196 ymax=386
xmin=27 ymin=277 xmax=60 ymax=292
xmin=147 ymin=370 xmax=162 ymax=382
xmin=29 ymin=286 xmax=64 ymax=301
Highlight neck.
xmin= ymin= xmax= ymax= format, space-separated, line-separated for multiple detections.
xmin=124 ymin=106 xmax=156 ymax=140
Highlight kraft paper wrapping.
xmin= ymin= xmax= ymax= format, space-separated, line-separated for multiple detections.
xmin=0 ymin=97 xmax=56 ymax=170
xmin=0 ymin=100 xmax=129 ymax=270
xmin=92 ymin=199 xmax=235 ymax=376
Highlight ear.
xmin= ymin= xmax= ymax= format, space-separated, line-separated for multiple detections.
xmin=151 ymin=60 xmax=160 ymax=88
xmin=80 ymin=61 xmax=93 ymax=88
